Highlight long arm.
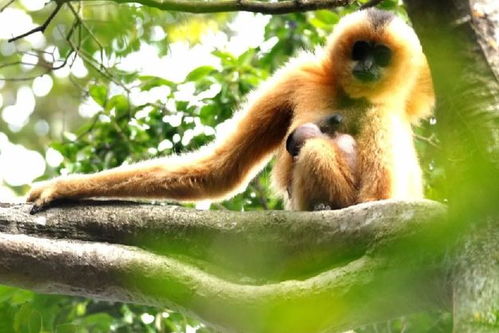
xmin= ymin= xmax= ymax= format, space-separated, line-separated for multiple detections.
xmin=28 ymin=72 xmax=296 ymax=212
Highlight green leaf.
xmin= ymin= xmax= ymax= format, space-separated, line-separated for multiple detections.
xmin=379 ymin=0 xmax=399 ymax=9
xmin=212 ymin=50 xmax=235 ymax=64
xmin=199 ymin=104 xmax=217 ymax=125
xmin=185 ymin=66 xmax=215 ymax=82
xmin=55 ymin=324 xmax=79 ymax=333
xmin=78 ymin=313 xmax=115 ymax=329
xmin=139 ymin=76 xmax=175 ymax=91
xmin=314 ymin=10 xmax=339 ymax=25
xmin=237 ymin=48 xmax=256 ymax=66
xmin=176 ymin=101 xmax=189 ymax=111
xmin=308 ymin=17 xmax=330 ymax=30
xmin=106 ymin=95 xmax=129 ymax=116
xmin=28 ymin=310 xmax=42 ymax=333
xmin=14 ymin=303 xmax=32 ymax=333
xmin=89 ymin=85 xmax=108 ymax=107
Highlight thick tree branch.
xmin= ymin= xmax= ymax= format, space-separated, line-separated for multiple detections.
xmin=0 ymin=200 xmax=451 ymax=332
xmin=0 ymin=200 xmax=446 ymax=281
xmin=81 ymin=0 xmax=352 ymax=14
xmin=6 ymin=0 xmax=354 ymax=45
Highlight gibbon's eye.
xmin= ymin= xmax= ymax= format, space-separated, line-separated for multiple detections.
xmin=352 ymin=41 xmax=370 ymax=61
xmin=373 ymin=44 xmax=392 ymax=67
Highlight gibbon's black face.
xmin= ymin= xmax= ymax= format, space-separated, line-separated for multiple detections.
xmin=351 ymin=40 xmax=392 ymax=82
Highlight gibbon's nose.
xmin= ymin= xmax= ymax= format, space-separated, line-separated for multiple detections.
xmin=353 ymin=56 xmax=379 ymax=82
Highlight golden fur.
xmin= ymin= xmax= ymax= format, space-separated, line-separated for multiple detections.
xmin=28 ymin=9 xmax=434 ymax=212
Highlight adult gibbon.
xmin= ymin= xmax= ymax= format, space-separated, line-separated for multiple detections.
xmin=28 ymin=8 xmax=434 ymax=213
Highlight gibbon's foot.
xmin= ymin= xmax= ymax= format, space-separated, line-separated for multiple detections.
xmin=313 ymin=203 xmax=332 ymax=211
xmin=286 ymin=123 xmax=323 ymax=157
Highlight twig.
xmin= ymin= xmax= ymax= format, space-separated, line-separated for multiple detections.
xmin=360 ymin=0 xmax=383 ymax=9
xmin=67 ymin=2 xmax=106 ymax=65
xmin=0 ymin=20 xmax=77 ymax=80
xmin=76 ymin=111 xmax=103 ymax=140
xmin=0 ymin=61 xmax=36 ymax=69
xmin=8 ymin=1 xmax=64 ymax=43
xmin=415 ymin=134 xmax=439 ymax=149
xmin=249 ymin=178 xmax=270 ymax=210
xmin=0 ymin=0 xmax=15 ymax=12
xmin=0 ymin=71 xmax=50 ymax=81
xmin=86 ymin=0 xmax=353 ymax=14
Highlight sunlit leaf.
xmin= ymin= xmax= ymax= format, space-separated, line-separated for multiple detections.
xmin=89 ymin=85 xmax=108 ymax=107
xmin=185 ymin=66 xmax=216 ymax=82
xmin=139 ymin=76 xmax=176 ymax=91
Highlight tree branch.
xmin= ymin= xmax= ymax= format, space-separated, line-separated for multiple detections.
xmin=360 ymin=0 xmax=383 ymax=10
xmin=8 ymin=1 xmax=64 ymax=43
xmin=0 ymin=200 xmax=451 ymax=332
xmin=80 ymin=0 xmax=352 ymax=14
xmin=0 ymin=0 xmax=15 ymax=13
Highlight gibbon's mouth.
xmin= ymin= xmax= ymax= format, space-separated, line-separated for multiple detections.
xmin=353 ymin=68 xmax=380 ymax=82
xmin=352 ymin=57 xmax=380 ymax=82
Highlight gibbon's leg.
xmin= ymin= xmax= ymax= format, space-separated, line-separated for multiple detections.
xmin=289 ymin=133 xmax=357 ymax=211
xmin=28 ymin=76 xmax=296 ymax=213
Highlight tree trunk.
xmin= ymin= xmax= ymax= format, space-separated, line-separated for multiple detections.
xmin=404 ymin=1 xmax=499 ymax=332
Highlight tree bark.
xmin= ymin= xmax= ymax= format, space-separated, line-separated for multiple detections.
xmin=0 ymin=200 xmax=451 ymax=333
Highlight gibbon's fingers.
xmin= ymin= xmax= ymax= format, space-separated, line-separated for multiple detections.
xmin=27 ymin=180 xmax=57 ymax=214
xmin=27 ymin=71 xmax=297 ymax=212
xmin=318 ymin=114 xmax=343 ymax=136
xmin=290 ymin=137 xmax=356 ymax=211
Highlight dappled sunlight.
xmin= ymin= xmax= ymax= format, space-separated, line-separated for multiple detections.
xmin=32 ymin=74 xmax=53 ymax=97
xmin=0 ymin=10 xmax=267 ymax=188
xmin=0 ymin=133 xmax=45 ymax=186
xmin=0 ymin=8 xmax=33 ymax=41
xmin=2 ymin=86 xmax=35 ymax=131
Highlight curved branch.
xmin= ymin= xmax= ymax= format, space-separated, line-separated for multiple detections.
xmin=81 ymin=0 xmax=353 ymax=14
xmin=0 ymin=199 xmax=446 ymax=281
xmin=0 ymin=200 xmax=450 ymax=332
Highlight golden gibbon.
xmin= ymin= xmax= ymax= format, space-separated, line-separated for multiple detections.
xmin=28 ymin=8 xmax=434 ymax=213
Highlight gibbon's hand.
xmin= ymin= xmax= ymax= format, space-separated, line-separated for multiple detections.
xmin=27 ymin=179 xmax=64 ymax=214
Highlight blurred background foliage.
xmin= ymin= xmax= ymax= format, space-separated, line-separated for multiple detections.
xmin=0 ymin=0 xmax=451 ymax=332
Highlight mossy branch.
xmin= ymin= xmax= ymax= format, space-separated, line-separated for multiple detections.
xmin=0 ymin=200 xmax=452 ymax=332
